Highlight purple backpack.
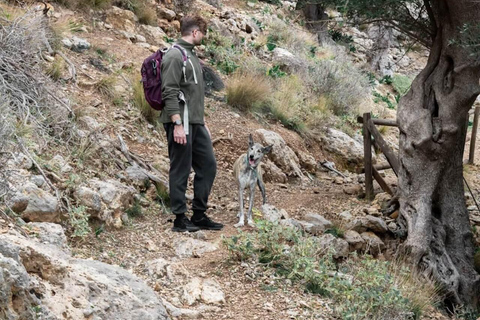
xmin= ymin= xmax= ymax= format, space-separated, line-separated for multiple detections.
xmin=141 ymin=45 xmax=187 ymax=111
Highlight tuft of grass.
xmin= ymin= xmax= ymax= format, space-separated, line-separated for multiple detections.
xmin=95 ymin=76 xmax=116 ymax=98
xmin=45 ymin=58 xmax=64 ymax=81
xmin=226 ymin=73 xmax=271 ymax=113
xmin=224 ymin=220 xmax=441 ymax=319
xmin=126 ymin=198 xmax=142 ymax=218
xmin=132 ymin=77 xmax=159 ymax=123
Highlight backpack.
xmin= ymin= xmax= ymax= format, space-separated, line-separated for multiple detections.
xmin=140 ymin=44 xmax=188 ymax=111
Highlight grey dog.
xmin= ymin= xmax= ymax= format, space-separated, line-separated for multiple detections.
xmin=232 ymin=134 xmax=272 ymax=227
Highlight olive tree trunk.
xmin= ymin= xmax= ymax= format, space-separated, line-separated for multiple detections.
xmin=397 ymin=0 xmax=480 ymax=307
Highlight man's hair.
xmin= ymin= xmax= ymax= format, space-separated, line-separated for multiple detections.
xmin=180 ymin=15 xmax=208 ymax=36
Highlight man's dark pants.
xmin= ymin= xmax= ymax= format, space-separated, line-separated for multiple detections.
xmin=164 ymin=123 xmax=217 ymax=215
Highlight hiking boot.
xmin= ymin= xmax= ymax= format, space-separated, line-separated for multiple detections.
xmin=191 ymin=215 xmax=224 ymax=230
xmin=172 ymin=216 xmax=200 ymax=232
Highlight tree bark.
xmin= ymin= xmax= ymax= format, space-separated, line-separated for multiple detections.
xmin=301 ymin=3 xmax=330 ymax=45
xmin=397 ymin=0 xmax=480 ymax=308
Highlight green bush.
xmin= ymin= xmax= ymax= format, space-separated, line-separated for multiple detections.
xmin=69 ymin=206 xmax=91 ymax=238
xmin=224 ymin=220 xmax=440 ymax=319
xmin=392 ymin=74 xmax=412 ymax=96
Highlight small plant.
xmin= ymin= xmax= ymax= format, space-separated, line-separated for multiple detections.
xmin=126 ymin=198 xmax=142 ymax=218
xmin=95 ymin=76 xmax=116 ymax=98
xmin=324 ymin=224 xmax=345 ymax=238
xmin=45 ymin=58 xmax=64 ymax=81
xmin=226 ymin=73 xmax=271 ymax=112
xmin=373 ymin=91 xmax=397 ymax=109
xmin=68 ymin=21 xmax=84 ymax=33
xmin=95 ymin=224 xmax=105 ymax=237
xmin=379 ymin=75 xmax=393 ymax=85
xmin=328 ymin=29 xmax=356 ymax=52
xmin=132 ymin=77 xmax=159 ymax=123
xmin=267 ymin=65 xmax=286 ymax=78
xmin=69 ymin=205 xmax=91 ymax=238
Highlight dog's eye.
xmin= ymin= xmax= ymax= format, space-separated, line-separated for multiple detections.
xmin=257 ymin=150 xmax=260 ymax=153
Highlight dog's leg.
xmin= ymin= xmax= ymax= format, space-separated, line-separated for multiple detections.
xmin=257 ymin=175 xmax=266 ymax=205
xmin=234 ymin=185 xmax=245 ymax=227
xmin=247 ymin=182 xmax=256 ymax=227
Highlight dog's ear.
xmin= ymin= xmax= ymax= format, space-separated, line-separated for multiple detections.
xmin=262 ymin=145 xmax=273 ymax=154
xmin=248 ymin=134 xmax=254 ymax=148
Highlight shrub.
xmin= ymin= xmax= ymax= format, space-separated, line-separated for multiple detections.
xmin=226 ymin=73 xmax=271 ymax=112
xmin=69 ymin=206 xmax=91 ymax=238
xmin=267 ymin=19 xmax=317 ymax=54
xmin=392 ymin=74 xmax=412 ymax=96
xmin=224 ymin=220 xmax=440 ymax=319
xmin=303 ymin=55 xmax=370 ymax=116
xmin=132 ymin=77 xmax=159 ymax=123
xmin=205 ymin=31 xmax=241 ymax=75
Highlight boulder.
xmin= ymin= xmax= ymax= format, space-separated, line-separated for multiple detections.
xmin=272 ymin=47 xmax=305 ymax=72
xmin=255 ymin=129 xmax=304 ymax=179
xmin=261 ymin=159 xmax=287 ymax=183
xmin=303 ymin=213 xmax=333 ymax=231
xmin=174 ymin=238 xmax=218 ymax=258
xmin=343 ymin=230 xmax=365 ymax=251
xmin=0 ymin=229 xmax=170 ymax=320
xmin=182 ymin=277 xmax=225 ymax=306
xmin=70 ymin=36 xmax=91 ymax=53
xmin=261 ymin=204 xmax=289 ymax=222
xmin=347 ymin=215 xmax=388 ymax=234
xmin=20 ymin=183 xmax=59 ymax=223
xmin=321 ymin=128 xmax=374 ymax=171
xmin=156 ymin=6 xmax=176 ymax=21
xmin=105 ymin=6 xmax=138 ymax=33
xmin=138 ymin=24 xmax=168 ymax=47
xmin=317 ymin=234 xmax=349 ymax=259
xmin=73 ymin=186 xmax=102 ymax=215
xmin=87 ymin=179 xmax=136 ymax=227
xmin=295 ymin=151 xmax=317 ymax=173
xmin=360 ymin=232 xmax=385 ymax=256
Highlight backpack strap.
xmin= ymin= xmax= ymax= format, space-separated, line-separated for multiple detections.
xmin=171 ymin=44 xmax=188 ymax=83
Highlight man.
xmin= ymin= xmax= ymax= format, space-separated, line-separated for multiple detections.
xmin=160 ymin=15 xmax=223 ymax=232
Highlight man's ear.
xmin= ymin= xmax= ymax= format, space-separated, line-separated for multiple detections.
xmin=248 ymin=134 xmax=254 ymax=148
xmin=262 ymin=145 xmax=273 ymax=154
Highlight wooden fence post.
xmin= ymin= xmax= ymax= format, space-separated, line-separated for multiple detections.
xmin=363 ymin=113 xmax=374 ymax=201
xmin=469 ymin=106 xmax=480 ymax=164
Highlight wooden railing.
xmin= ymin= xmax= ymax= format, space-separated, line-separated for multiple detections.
xmin=358 ymin=106 xmax=480 ymax=201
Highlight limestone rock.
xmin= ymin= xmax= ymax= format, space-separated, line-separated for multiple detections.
xmin=317 ymin=234 xmax=349 ymax=259
xmin=20 ymin=183 xmax=59 ymax=223
xmin=0 ymin=229 xmax=170 ymax=320
xmin=343 ymin=230 xmax=365 ymax=251
xmin=347 ymin=215 xmax=388 ymax=234
xmin=175 ymin=238 xmax=218 ymax=258
xmin=138 ymin=24 xmax=168 ymax=47
xmin=261 ymin=204 xmax=289 ymax=222
xmin=26 ymin=222 xmax=68 ymax=250
xmin=106 ymin=6 xmax=138 ymax=33
xmin=322 ymin=128 xmax=374 ymax=171
xmin=73 ymin=186 xmax=102 ymax=214
xmin=261 ymin=159 xmax=287 ymax=183
xmin=256 ymin=129 xmax=304 ymax=179
xmin=6 ymin=193 xmax=29 ymax=214
xmin=145 ymin=258 xmax=170 ymax=278
xmin=360 ymin=232 xmax=385 ymax=256
xmin=70 ymin=36 xmax=91 ymax=53
xmin=157 ymin=7 xmax=176 ymax=21
xmin=182 ymin=278 xmax=225 ymax=306
xmin=296 ymin=151 xmax=317 ymax=173
xmin=303 ymin=213 xmax=333 ymax=231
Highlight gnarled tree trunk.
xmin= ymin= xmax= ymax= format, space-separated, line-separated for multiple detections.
xmin=397 ymin=0 xmax=480 ymax=308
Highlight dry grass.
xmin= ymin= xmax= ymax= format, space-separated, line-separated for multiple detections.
xmin=132 ymin=77 xmax=158 ymax=123
xmin=95 ymin=76 xmax=116 ymax=98
xmin=45 ymin=58 xmax=65 ymax=81
xmin=226 ymin=73 xmax=271 ymax=112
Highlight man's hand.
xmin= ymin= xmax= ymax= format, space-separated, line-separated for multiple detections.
xmin=174 ymin=124 xmax=187 ymax=145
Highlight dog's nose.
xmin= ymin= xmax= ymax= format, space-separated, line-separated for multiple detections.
xmin=249 ymin=155 xmax=254 ymax=160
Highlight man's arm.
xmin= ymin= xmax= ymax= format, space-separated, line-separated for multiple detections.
xmin=161 ymin=51 xmax=187 ymax=144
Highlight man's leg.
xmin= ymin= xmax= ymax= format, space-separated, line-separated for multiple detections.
xmin=190 ymin=125 xmax=223 ymax=230
xmin=164 ymin=124 xmax=199 ymax=232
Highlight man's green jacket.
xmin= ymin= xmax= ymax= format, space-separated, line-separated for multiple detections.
xmin=160 ymin=39 xmax=205 ymax=125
